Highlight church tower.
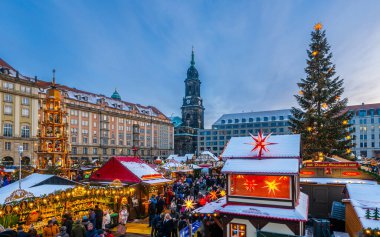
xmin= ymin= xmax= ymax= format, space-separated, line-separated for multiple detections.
xmin=181 ymin=48 xmax=205 ymax=129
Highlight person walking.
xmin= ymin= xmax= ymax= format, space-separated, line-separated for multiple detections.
xmin=43 ymin=220 xmax=59 ymax=237
xmin=118 ymin=206 xmax=129 ymax=225
xmin=161 ymin=214 xmax=173 ymax=237
xmin=55 ymin=227 xmax=69 ymax=237
xmin=169 ymin=210 xmax=179 ymax=237
xmin=94 ymin=205 xmax=103 ymax=230
xmin=85 ymin=223 xmax=98 ymax=237
xmin=71 ymin=220 xmax=86 ymax=237
xmin=16 ymin=226 xmax=29 ymax=237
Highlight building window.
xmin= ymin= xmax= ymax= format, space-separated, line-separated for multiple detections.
xmin=3 ymin=82 xmax=14 ymax=90
xmin=82 ymin=120 xmax=89 ymax=126
xmin=72 ymin=137 xmax=77 ymax=143
xmin=22 ymin=108 xmax=29 ymax=117
xmin=230 ymin=223 xmax=246 ymax=237
xmin=23 ymin=143 xmax=29 ymax=151
xmin=83 ymin=137 xmax=88 ymax=144
xmin=93 ymin=148 xmax=98 ymax=155
xmin=71 ymin=147 xmax=77 ymax=155
xmin=3 ymin=123 xmax=13 ymax=137
xmin=4 ymin=105 xmax=12 ymax=115
xmin=21 ymin=125 xmax=30 ymax=138
xmin=5 ymin=142 xmax=11 ymax=150
xmin=103 ymin=148 xmax=107 ymax=155
xmin=71 ymin=119 xmax=78 ymax=125
xmin=22 ymin=97 xmax=29 ymax=105
xmin=111 ymin=149 xmax=116 ymax=155
xmin=93 ymin=138 xmax=98 ymax=144
xmin=4 ymin=94 xmax=13 ymax=103
xmin=83 ymin=147 xmax=88 ymax=155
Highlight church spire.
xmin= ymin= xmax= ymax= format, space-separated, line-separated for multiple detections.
xmin=191 ymin=46 xmax=195 ymax=66
xmin=51 ymin=69 xmax=56 ymax=88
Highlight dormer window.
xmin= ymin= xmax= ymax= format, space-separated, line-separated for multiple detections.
xmin=82 ymin=96 xmax=88 ymax=101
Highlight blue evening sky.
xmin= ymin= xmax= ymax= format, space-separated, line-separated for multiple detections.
xmin=1 ymin=1 xmax=380 ymax=127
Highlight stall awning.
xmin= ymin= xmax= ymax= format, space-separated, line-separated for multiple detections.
xmin=142 ymin=178 xmax=173 ymax=185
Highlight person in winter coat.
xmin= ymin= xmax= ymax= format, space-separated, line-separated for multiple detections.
xmin=61 ymin=216 xmax=73 ymax=235
xmin=17 ymin=226 xmax=30 ymax=237
xmin=169 ymin=209 xmax=179 ymax=237
xmin=156 ymin=197 xmax=165 ymax=214
xmin=85 ymin=223 xmax=98 ymax=237
xmin=103 ymin=229 xmax=114 ymax=237
xmin=27 ymin=226 xmax=38 ymax=237
xmin=43 ymin=220 xmax=59 ymax=237
xmin=150 ymin=214 xmax=161 ymax=237
xmin=94 ymin=205 xmax=103 ymax=230
xmin=55 ymin=226 xmax=69 ymax=237
xmin=177 ymin=216 xmax=187 ymax=231
xmin=102 ymin=211 xmax=111 ymax=230
xmin=161 ymin=214 xmax=173 ymax=237
xmin=71 ymin=220 xmax=86 ymax=237
xmin=89 ymin=210 xmax=96 ymax=227
xmin=118 ymin=206 xmax=129 ymax=225
xmin=148 ymin=201 xmax=156 ymax=227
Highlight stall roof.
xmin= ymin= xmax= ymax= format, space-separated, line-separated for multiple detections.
xmin=0 ymin=173 xmax=77 ymax=204
xmin=221 ymin=134 xmax=300 ymax=158
xmin=346 ymin=184 xmax=380 ymax=229
xmin=193 ymin=197 xmax=226 ymax=214
xmin=90 ymin=156 xmax=170 ymax=185
xmin=218 ymin=192 xmax=308 ymax=222
xmin=142 ymin=178 xmax=173 ymax=185
xmin=301 ymin=178 xmax=377 ymax=185
xmin=221 ymin=158 xmax=299 ymax=175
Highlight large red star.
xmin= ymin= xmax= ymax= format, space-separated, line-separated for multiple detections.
xmin=245 ymin=130 xmax=277 ymax=157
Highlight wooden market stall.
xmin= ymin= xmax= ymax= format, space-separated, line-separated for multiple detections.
xmin=216 ymin=133 xmax=308 ymax=237
xmin=0 ymin=173 xmax=122 ymax=232
xmin=89 ymin=156 xmax=172 ymax=218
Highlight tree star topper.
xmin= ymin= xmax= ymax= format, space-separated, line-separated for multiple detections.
xmin=245 ymin=130 xmax=277 ymax=158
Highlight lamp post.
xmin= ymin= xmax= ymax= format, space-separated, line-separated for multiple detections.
xmin=18 ymin=145 xmax=23 ymax=189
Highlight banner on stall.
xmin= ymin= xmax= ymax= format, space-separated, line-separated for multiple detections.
xmin=179 ymin=221 xmax=201 ymax=237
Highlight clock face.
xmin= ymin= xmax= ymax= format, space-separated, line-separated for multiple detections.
xmin=187 ymin=99 xmax=190 ymax=104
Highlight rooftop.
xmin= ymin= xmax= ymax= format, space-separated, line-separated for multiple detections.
xmin=213 ymin=109 xmax=291 ymax=126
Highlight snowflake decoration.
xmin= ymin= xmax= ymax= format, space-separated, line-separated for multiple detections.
xmin=243 ymin=178 xmax=258 ymax=192
xmin=245 ymin=130 xmax=277 ymax=157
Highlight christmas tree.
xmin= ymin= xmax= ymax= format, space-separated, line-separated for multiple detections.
xmin=290 ymin=23 xmax=352 ymax=160
xmin=365 ymin=209 xmax=371 ymax=219
xmin=374 ymin=208 xmax=379 ymax=220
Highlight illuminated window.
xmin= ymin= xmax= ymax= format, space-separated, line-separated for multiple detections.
xmin=230 ymin=174 xmax=291 ymax=199
xmin=230 ymin=223 xmax=246 ymax=237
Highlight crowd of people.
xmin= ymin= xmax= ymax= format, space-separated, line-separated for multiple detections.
xmin=0 ymin=174 xmax=13 ymax=187
xmin=147 ymin=174 xmax=226 ymax=237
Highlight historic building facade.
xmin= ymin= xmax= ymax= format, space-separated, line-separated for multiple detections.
xmin=174 ymin=49 xmax=205 ymax=155
xmin=0 ymin=58 xmax=174 ymax=166
xmin=198 ymin=109 xmax=292 ymax=156
xmin=0 ymin=59 xmax=39 ymax=166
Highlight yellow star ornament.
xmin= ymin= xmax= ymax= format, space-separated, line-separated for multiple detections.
xmin=263 ymin=179 xmax=280 ymax=195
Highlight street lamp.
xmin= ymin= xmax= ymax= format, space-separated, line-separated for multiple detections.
xmin=18 ymin=145 xmax=23 ymax=189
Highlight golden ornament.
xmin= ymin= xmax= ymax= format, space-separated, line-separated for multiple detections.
xmin=312 ymin=51 xmax=318 ymax=57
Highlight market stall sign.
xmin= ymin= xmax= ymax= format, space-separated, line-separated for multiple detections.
xmin=300 ymin=171 xmax=315 ymax=175
xmin=304 ymin=162 xmax=359 ymax=168
xmin=342 ymin=171 xmax=361 ymax=176
xmin=141 ymin=173 xmax=163 ymax=180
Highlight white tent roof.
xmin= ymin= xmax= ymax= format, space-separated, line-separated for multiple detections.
xmin=346 ymin=183 xmax=380 ymax=229
xmin=199 ymin=151 xmax=219 ymax=161
xmin=221 ymin=158 xmax=300 ymax=174
xmin=219 ymin=192 xmax=308 ymax=221
xmin=221 ymin=134 xmax=300 ymax=158
xmin=0 ymin=173 xmax=75 ymax=204
xmin=120 ymin=161 xmax=161 ymax=179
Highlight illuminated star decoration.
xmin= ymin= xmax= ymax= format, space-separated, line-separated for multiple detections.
xmin=220 ymin=190 xmax=226 ymax=197
xmin=245 ymin=130 xmax=277 ymax=158
xmin=209 ymin=191 xmax=218 ymax=200
xmin=263 ymin=179 xmax=280 ymax=195
xmin=243 ymin=178 xmax=258 ymax=192
xmin=314 ymin=22 xmax=323 ymax=31
xmin=184 ymin=197 xmax=195 ymax=211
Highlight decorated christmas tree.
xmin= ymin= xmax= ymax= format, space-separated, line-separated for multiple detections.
xmin=290 ymin=23 xmax=352 ymax=160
